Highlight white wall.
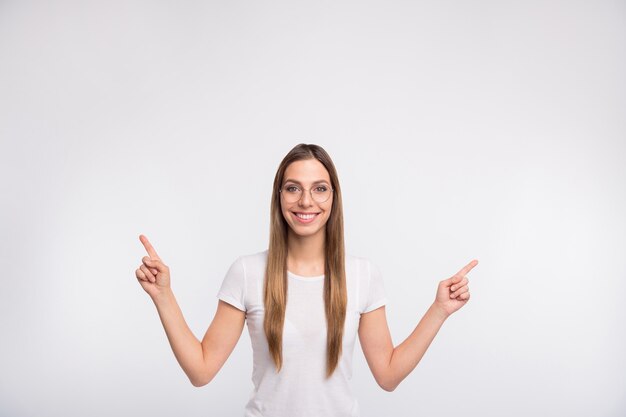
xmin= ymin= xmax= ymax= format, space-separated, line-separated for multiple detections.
xmin=1 ymin=1 xmax=624 ymax=416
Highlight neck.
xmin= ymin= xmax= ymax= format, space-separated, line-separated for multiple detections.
xmin=286 ymin=228 xmax=326 ymax=268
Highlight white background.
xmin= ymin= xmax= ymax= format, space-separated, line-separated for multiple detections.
xmin=1 ymin=1 xmax=624 ymax=416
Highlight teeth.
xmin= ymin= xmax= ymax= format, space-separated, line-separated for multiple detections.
xmin=296 ymin=213 xmax=317 ymax=219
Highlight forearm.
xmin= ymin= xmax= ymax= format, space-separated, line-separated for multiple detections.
xmin=152 ymin=288 xmax=206 ymax=386
xmin=386 ymin=303 xmax=448 ymax=391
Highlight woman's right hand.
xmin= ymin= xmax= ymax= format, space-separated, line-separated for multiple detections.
xmin=135 ymin=234 xmax=171 ymax=299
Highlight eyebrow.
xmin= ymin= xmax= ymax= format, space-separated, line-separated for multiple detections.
xmin=283 ymin=178 xmax=330 ymax=185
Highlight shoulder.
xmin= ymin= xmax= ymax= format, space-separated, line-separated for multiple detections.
xmin=238 ymin=249 xmax=268 ymax=265
xmin=233 ymin=249 xmax=269 ymax=277
xmin=345 ymin=252 xmax=375 ymax=267
xmin=345 ymin=253 xmax=376 ymax=279
xmin=345 ymin=254 xmax=388 ymax=313
xmin=220 ymin=250 xmax=268 ymax=280
xmin=345 ymin=254 xmax=386 ymax=289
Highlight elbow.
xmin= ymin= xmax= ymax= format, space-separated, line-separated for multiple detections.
xmin=190 ymin=361 xmax=218 ymax=387
xmin=190 ymin=360 xmax=217 ymax=387
xmin=190 ymin=372 xmax=212 ymax=388
xmin=378 ymin=367 xmax=397 ymax=392
xmin=190 ymin=377 xmax=207 ymax=388
xmin=381 ymin=383 xmax=397 ymax=392
xmin=378 ymin=378 xmax=397 ymax=392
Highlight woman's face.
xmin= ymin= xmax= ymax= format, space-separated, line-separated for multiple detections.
xmin=280 ymin=159 xmax=333 ymax=238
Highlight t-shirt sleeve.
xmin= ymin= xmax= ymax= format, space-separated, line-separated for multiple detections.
xmin=215 ymin=256 xmax=247 ymax=312
xmin=362 ymin=259 xmax=388 ymax=313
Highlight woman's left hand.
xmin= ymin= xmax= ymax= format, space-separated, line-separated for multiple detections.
xmin=433 ymin=259 xmax=478 ymax=318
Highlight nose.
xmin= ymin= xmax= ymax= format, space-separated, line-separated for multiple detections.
xmin=298 ymin=189 xmax=314 ymax=207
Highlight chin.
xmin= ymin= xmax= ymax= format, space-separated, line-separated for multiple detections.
xmin=288 ymin=219 xmax=326 ymax=236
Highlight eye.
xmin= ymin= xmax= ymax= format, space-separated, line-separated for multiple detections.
xmin=286 ymin=185 xmax=299 ymax=192
xmin=315 ymin=186 xmax=328 ymax=192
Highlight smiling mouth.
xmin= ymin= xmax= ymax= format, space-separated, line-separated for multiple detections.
xmin=291 ymin=211 xmax=320 ymax=223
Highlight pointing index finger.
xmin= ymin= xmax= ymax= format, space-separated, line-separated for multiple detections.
xmin=456 ymin=259 xmax=478 ymax=277
xmin=139 ymin=234 xmax=161 ymax=260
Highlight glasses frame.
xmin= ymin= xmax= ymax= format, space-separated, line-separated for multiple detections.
xmin=279 ymin=182 xmax=334 ymax=204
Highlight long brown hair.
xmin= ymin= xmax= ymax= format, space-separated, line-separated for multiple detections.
xmin=263 ymin=143 xmax=347 ymax=379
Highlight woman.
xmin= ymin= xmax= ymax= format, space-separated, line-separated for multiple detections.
xmin=135 ymin=143 xmax=477 ymax=417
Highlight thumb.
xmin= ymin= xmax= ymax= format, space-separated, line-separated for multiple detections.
xmin=444 ymin=274 xmax=462 ymax=287
xmin=145 ymin=258 xmax=167 ymax=273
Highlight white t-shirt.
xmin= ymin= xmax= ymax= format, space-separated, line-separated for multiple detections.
xmin=215 ymin=249 xmax=388 ymax=417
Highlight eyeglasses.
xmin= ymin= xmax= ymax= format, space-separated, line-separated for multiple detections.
xmin=279 ymin=183 xmax=334 ymax=203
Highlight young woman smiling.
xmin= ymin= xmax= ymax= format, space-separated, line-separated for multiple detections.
xmin=135 ymin=143 xmax=477 ymax=417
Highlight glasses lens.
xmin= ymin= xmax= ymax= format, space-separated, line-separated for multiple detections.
xmin=312 ymin=185 xmax=331 ymax=203
xmin=282 ymin=184 xmax=301 ymax=203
